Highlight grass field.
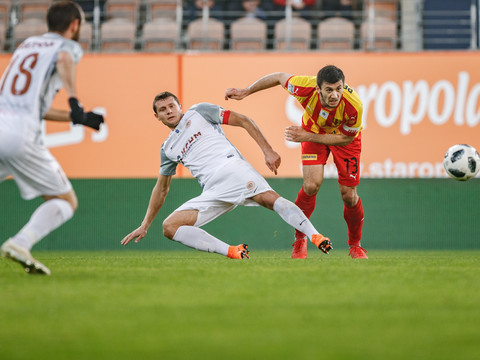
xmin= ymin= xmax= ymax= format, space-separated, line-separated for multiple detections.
xmin=1 ymin=250 xmax=480 ymax=360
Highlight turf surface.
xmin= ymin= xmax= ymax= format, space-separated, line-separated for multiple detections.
xmin=1 ymin=250 xmax=480 ymax=360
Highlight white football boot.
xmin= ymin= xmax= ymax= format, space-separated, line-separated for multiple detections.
xmin=1 ymin=239 xmax=51 ymax=275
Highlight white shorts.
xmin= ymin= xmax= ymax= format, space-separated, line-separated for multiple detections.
xmin=0 ymin=131 xmax=72 ymax=200
xmin=175 ymin=158 xmax=273 ymax=227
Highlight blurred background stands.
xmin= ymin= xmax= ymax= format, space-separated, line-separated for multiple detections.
xmin=0 ymin=0 xmax=478 ymax=53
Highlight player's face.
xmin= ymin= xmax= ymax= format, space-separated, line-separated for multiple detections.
xmin=317 ymin=80 xmax=344 ymax=109
xmin=154 ymin=97 xmax=183 ymax=129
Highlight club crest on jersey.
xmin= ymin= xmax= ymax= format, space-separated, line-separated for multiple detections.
xmin=246 ymin=181 xmax=255 ymax=191
xmin=332 ymin=118 xmax=342 ymax=126
xmin=185 ymin=120 xmax=191 ymax=128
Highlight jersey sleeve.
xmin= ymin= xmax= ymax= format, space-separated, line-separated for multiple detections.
xmin=340 ymin=86 xmax=363 ymax=137
xmin=190 ymin=102 xmax=231 ymax=124
xmin=159 ymin=144 xmax=177 ymax=176
xmin=59 ymin=39 xmax=83 ymax=64
xmin=283 ymin=75 xmax=317 ymax=109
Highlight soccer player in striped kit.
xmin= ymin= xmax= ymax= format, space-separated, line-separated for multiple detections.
xmin=225 ymin=65 xmax=367 ymax=259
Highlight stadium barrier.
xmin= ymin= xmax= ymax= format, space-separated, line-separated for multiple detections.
xmin=2 ymin=178 xmax=479 ymax=251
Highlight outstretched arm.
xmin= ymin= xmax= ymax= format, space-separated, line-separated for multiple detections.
xmin=225 ymin=72 xmax=292 ymax=100
xmin=121 ymin=174 xmax=173 ymax=245
xmin=227 ymin=111 xmax=281 ymax=175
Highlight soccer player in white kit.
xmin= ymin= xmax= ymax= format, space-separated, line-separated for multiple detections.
xmin=121 ymin=92 xmax=332 ymax=258
xmin=0 ymin=1 xmax=104 ymax=275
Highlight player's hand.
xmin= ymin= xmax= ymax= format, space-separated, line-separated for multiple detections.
xmin=121 ymin=226 xmax=148 ymax=246
xmin=285 ymin=126 xmax=310 ymax=143
xmin=69 ymin=97 xmax=105 ymax=130
xmin=224 ymin=88 xmax=248 ymax=101
xmin=265 ymin=149 xmax=281 ymax=175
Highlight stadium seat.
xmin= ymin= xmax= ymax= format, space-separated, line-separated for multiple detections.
xmin=79 ymin=21 xmax=93 ymax=51
xmin=360 ymin=17 xmax=397 ymax=50
xmin=364 ymin=0 xmax=398 ymax=21
xmin=141 ymin=18 xmax=179 ymax=51
xmin=104 ymin=0 xmax=141 ymax=24
xmin=99 ymin=18 xmax=136 ymax=52
xmin=0 ymin=0 xmax=12 ymax=29
xmin=317 ymin=16 xmax=355 ymax=50
xmin=274 ymin=17 xmax=312 ymax=50
xmin=186 ymin=18 xmax=224 ymax=50
xmin=13 ymin=18 xmax=48 ymax=48
xmin=18 ymin=0 xmax=52 ymax=21
xmin=230 ymin=16 xmax=267 ymax=51
xmin=144 ymin=0 xmax=178 ymax=21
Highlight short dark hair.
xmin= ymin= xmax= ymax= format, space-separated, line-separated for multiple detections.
xmin=47 ymin=1 xmax=82 ymax=33
xmin=316 ymin=65 xmax=345 ymax=88
xmin=152 ymin=92 xmax=180 ymax=114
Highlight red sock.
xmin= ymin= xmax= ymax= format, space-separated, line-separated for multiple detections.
xmin=344 ymin=197 xmax=364 ymax=247
xmin=294 ymin=187 xmax=316 ymax=239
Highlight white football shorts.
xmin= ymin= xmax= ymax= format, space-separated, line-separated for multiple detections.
xmin=0 ymin=131 xmax=72 ymax=200
xmin=175 ymin=158 xmax=273 ymax=227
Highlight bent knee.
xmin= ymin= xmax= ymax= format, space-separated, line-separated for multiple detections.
xmin=162 ymin=219 xmax=179 ymax=239
xmin=303 ymin=181 xmax=321 ymax=195
xmin=341 ymin=192 xmax=358 ymax=207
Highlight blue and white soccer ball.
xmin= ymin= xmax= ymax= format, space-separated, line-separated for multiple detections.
xmin=443 ymin=144 xmax=480 ymax=181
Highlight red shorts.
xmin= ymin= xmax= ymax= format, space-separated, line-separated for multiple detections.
xmin=301 ymin=133 xmax=361 ymax=187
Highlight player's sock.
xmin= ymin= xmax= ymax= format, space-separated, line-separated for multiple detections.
xmin=344 ymin=197 xmax=364 ymax=247
xmin=11 ymin=199 xmax=74 ymax=250
xmin=294 ymin=187 xmax=317 ymax=239
xmin=173 ymin=226 xmax=230 ymax=256
xmin=273 ymin=197 xmax=318 ymax=242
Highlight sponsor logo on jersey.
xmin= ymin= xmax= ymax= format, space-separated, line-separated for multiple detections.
xmin=302 ymin=154 xmax=317 ymax=161
xmin=181 ymin=131 xmax=202 ymax=157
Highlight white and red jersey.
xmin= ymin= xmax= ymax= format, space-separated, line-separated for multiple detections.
xmin=0 ymin=33 xmax=82 ymax=143
xmin=160 ymin=102 xmax=246 ymax=188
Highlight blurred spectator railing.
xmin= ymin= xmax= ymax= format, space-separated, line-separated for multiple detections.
xmin=1 ymin=0 xmax=480 ymax=53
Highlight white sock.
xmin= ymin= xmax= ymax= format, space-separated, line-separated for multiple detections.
xmin=12 ymin=199 xmax=74 ymax=250
xmin=173 ymin=226 xmax=230 ymax=255
xmin=273 ymin=197 xmax=318 ymax=241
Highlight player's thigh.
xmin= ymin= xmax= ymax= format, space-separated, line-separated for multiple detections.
xmin=302 ymin=164 xmax=325 ymax=194
xmin=331 ymin=136 xmax=361 ymax=187
xmin=174 ymin=196 xmax=236 ymax=227
xmin=6 ymin=141 xmax=72 ymax=200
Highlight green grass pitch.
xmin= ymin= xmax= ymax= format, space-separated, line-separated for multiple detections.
xmin=1 ymin=250 xmax=480 ymax=360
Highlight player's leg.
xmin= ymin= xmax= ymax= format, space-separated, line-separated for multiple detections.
xmin=1 ymin=143 xmax=76 ymax=274
xmin=331 ymin=135 xmax=367 ymax=259
xmin=252 ymin=190 xmax=332 ymax=254
xmin=291 ymin=141 xmax=329 ymax=258
xmin=163 ymin=202 xmax=248 ymax=259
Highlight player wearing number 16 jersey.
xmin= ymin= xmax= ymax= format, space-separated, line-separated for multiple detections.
xmin=225 ymin=65 xmax=368 ymax=259
xmin=0 ymin=1 xmax=104 ymax=275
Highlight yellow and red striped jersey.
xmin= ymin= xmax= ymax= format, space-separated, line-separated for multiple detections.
xmin=283 ymin=75 xmax=363 ymax=137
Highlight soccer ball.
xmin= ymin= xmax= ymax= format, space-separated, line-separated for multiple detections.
xmin=443 ymin=144 xmax=480 ymax=181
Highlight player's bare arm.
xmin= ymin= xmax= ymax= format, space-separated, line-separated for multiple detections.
xmin=285 ymin=126 xmax=354 ymax=146
xmin=121 ymin=174 xmax=173 ymax=246
xmin=227 ymin=111 xmax=281 ymax=175
xmin=56 ymin=51 xmax=77 ymax=98
xmin=44 ymin=108 xmax=71 ymax=122
xmin=225 ymin=72 xmax=292 ymax=100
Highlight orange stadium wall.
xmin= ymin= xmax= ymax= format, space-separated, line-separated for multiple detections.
xmin=1 ymin=51 xmax=479 ymax=179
